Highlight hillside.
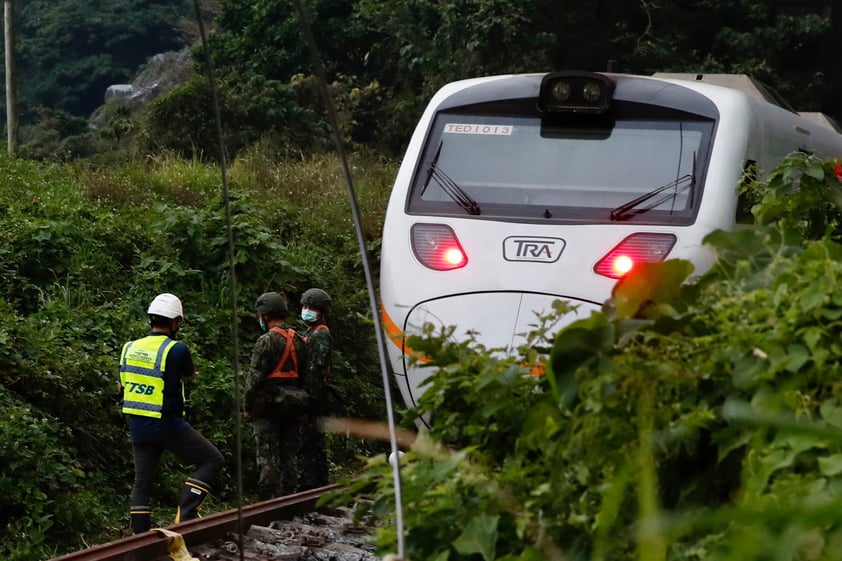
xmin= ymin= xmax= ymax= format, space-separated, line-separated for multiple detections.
xmin=0 ymin=150 xmax=397 ymax=560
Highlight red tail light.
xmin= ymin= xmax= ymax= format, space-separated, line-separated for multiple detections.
xmin=411 ymin=223 xmax=468 ymax=271
xmin=593 ymin=233 xmax=676 ymax=279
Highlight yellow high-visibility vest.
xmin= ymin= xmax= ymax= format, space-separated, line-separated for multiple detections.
xmin=119 ymin=335 xmax=179 ymax=418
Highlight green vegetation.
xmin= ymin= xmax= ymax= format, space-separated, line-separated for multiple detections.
xmin=11 ymin=1 xmax=842 ymax=162
xmin=0 ymin=149 xmax=396 ymax=560
xmin=339 ymin=153 xmax=842 ymax=561
xmin=191 ymin=0 xmax=842 ymax=156
xmin=16 ymin=0 xmax=192 ymax=116
xmin=6 ymin=2 xmax=842 ymax=560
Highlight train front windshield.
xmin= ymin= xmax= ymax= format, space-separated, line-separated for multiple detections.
xmin=408 ymin=104 xmax=715 ymax=225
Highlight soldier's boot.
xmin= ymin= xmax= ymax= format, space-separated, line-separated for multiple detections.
xmin=130 ymin=508 xmax=152 ymax=534
xmin=174 ymin=478 xmax=210 ymax=524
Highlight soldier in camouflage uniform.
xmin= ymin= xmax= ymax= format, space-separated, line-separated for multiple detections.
xmin=296 ymin=288 xmax=333 ymax=490
xmin=243 ymin=291 xmax=309 ymax=500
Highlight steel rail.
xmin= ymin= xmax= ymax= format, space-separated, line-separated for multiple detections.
xmin=49 ymin=485 xmax=343 ymax=561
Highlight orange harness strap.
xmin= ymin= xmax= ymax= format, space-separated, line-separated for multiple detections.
xmin=266 ymin=326 xmax=299 ymax=379
xmin=303 ymin=324 xmax=329 ymax=342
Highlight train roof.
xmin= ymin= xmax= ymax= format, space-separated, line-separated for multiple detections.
xmin=652 ymin=73 xmax=792 ymax=108
xmin=425 ymin=71 xmax=842 ymax=137
xmin=653 ymin=72 xmax=842 ymax=133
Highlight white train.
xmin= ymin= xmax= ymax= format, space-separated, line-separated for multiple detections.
xmin=378 ymin=71 xmax=842 ymax=413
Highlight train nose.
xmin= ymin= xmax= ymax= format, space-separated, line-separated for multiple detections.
xmin=400 ymin=292 xmax=599 ymax=404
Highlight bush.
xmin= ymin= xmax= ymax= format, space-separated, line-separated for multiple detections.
xmin=338 ymin=153 xmax=842 ymax=561
xmin=140 ymin=75 xmax=332 ymax=161
xmin=0 ymin=148 xmax=395 ymax=558
xmin=0 ymin=388 xmax=103 ymax=561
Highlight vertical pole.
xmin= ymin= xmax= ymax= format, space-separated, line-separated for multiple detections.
xmin=4 ymin=0 xmax=17 ymax=155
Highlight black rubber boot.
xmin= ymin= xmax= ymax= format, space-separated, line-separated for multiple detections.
xmin=174 ymin=478 xmax=210 ymax=523
xmin=130 ymin=510 xmax=151 ymax=534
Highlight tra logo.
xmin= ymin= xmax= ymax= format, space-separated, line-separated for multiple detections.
xmin=503 ymin=236 xmax=565 ymax=263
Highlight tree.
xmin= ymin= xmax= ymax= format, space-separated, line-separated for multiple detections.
xmin=172 ymin=0 xmax=842 ymax=156
xmin=623 ymin=0 xmax=834 ymax=111
xmin=4 ymin=0 xmax=18 ymax=154
xmin=16 ymin=0 xmax=193 ymax=116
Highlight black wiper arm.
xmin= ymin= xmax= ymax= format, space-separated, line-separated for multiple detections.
xmin=610 ymin=173 xmax=695 ymax=221
xmin=421 ymin=140 xmax=444 ymax=196
xmin=419 ymin=139 xmax=481 ymax=215
xmin=429 ymin=163 xmax=482 ymax=216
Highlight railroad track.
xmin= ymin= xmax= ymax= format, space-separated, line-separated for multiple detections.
xmin=49 ymin=484 xmax=346 ymax=561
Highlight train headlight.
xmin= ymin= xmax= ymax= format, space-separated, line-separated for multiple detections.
xmin=550 ymin=81 xmax=572 ymax=102
xmin=411 ymin=223 xmax=468 ymax=271
xmin=539 ymin=72 xmax=614 ymax=114
xmin=593 ymin=233 xmax=676 ymax=279
xmin=582 ymin=81 xmax=603 ymax=102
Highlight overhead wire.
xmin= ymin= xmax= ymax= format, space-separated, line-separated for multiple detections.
xmin=191 ymin=0 xmax=406 ymax=559
xmin=190 ymin=2 xmax=246 ymax=560
xmin=289 ymin=1 xmax=406 ymax=559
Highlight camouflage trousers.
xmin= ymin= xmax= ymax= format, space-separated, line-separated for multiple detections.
xmin=297 ymin=417 xmax=328 ymax=491
xmin=252 ymin=417 xmax=301 ymax=500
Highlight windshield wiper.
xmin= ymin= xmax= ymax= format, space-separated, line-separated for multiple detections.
xmin=421 ymin=141 xmax=481 ymax=216
xmin=610 ymin=173 xmax=695 ymax=221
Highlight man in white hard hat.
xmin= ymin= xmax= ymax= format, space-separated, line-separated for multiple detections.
xmin=118 ymin=292 xmax=224 ymax=534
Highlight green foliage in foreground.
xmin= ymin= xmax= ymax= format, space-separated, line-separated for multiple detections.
xmin=337 ymin=153 xmax=842 ymax=561
xmin=0 ymin=150 xmax=395 ymax=560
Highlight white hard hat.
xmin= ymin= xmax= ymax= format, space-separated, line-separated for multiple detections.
xmin=147 ymin=293 xmax=184 ymax=319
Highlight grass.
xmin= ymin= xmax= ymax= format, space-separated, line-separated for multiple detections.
xmin=229 ymin=145 xmax=398 ymax=241
xmin=67 ymin=145 xmax=398 ymax=242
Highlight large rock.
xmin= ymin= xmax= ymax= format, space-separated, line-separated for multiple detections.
xmin=91 ymin=48 xmax=194 ymax=127
xmin=104 ymin=84 xmax=134 ymax=101
xmin=127 ymin=49 xmax=194 ymax=104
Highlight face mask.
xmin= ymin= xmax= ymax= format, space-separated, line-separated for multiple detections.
xmin=301 ymin=309 xmax=319 ymax=323
xmin=258 ymin=318 xmax=267 ymax=332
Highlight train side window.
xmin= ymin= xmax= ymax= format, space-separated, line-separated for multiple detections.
xmin=736 ymin=160 xmax=759 ymax=225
